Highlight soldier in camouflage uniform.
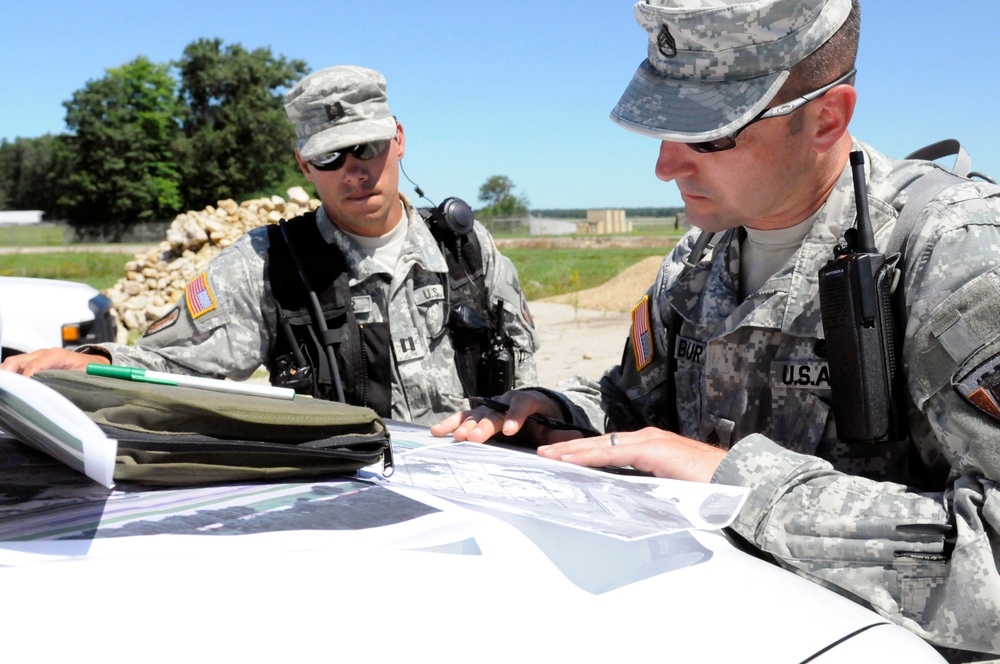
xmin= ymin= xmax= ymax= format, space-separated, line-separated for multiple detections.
xmin=434 ymin=1 xmax=1000 ymax=660
xmin=2 ymin=65 xmax=540 ymax=426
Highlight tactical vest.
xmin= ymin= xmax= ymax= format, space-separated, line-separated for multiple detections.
xmin=265 ymin=210 xmax=491 ymax=417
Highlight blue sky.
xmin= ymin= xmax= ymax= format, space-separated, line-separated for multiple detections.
xmin=2 ymin=1 xmax=997 ymax=210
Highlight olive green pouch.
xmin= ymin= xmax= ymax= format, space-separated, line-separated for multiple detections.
xmin=34 ymin=370 xmax=393 ymax=486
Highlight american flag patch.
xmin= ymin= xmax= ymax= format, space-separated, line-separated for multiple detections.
xmin=521 ymin=292 xmax=534 ymax=328
xmin=185 ymin=272 xmax=217 ymax=319
xmin=631 ymin=295 xmax=653 ymax=371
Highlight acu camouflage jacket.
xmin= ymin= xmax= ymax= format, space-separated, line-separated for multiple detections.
xmin=555 ymin=142 xmax=1000 ymax=659
xmin=98 ymin=198 xmax=540 ymax=426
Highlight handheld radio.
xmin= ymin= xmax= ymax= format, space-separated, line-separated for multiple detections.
xmin=818 ymin=151 xmax=905 ymax=443
xmin=477 ymin=299 xmax=516 ymax=397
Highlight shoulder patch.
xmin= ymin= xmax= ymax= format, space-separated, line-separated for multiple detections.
xmin=520 ymin=292 xmax=534 ymax=329
xmin=185 ymin=272 xmax=217 ymax=319
xmin=955 ymin=354 xmax=1000 ymax=421
xmin=144 ymin=307 xmax=180 ymax=337
xmin=631 ymin=295 xmax=653 ymax=371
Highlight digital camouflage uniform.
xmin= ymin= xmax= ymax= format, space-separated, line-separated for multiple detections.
xmin=552 ymin=142 xmax=1000 ymax=659
xmin=96 ymin=197 xmax=540 ymax=426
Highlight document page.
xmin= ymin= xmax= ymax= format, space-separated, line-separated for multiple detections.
xmin=385 ymin=442 xmax=748 ymax=541
xmin=0 ymin=371 xmax=116 ymax=488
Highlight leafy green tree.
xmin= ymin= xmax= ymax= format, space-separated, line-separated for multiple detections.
xmin=174 ymin=38 xmax=308 ymax=209
xmin=477 ymin=174 xmax=530 ymax=220
xmin=0 ymin=135 xmax=71 ymax=216
xmin=59 ymin=56 xmax=181 ymax=238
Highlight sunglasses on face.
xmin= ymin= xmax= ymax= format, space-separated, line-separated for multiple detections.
xmin=687 ymin=68 xmax=857 ymax=153
xmin=308 ymin=138 xmax=392 ymax=171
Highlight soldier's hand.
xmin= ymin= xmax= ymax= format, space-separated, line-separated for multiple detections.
xmin=430 ymin=389 xmax=568 ymax=444
xmin=0 ymin=347 xmax=109 ymax=377
xmin=537 ymin=426 xmax=727 ymax=483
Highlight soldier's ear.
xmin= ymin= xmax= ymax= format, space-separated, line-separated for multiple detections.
xmin=395 ymin=122 xmax=406 ymax=160
xmin=812 ymin=84 xmax=856 ymax=154
xmin=294 ymin=150 xmax=314 ymax=181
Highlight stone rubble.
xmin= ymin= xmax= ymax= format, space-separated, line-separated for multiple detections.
xmin=105 ymin=186 xmax=319 ymax=341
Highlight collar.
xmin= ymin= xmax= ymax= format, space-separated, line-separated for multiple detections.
xmin=665 ymin=142 xmax=910 ymax=338
xmin=314 ymin=196 xmax=449 ymax=283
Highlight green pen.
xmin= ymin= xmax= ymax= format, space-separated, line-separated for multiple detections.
xmin=86 ymin=364 xmax=296 ymax=400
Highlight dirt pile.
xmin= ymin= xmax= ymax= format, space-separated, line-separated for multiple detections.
xmin=540 ymin=255 xmax=664 ymax=312
xmin=105 ymin=188 xmax=320 ymax=338
xmin=104 ymin=194 xmax=668 ymax=341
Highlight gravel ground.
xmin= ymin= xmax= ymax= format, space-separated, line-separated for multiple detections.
xmin=529 ymin=253 xmax=664 ymax=387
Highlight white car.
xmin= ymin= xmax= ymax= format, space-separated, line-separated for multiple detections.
xmin=0 ymin=390 xmax=948 ymax=663
xmin=0 ymin=276 xmax=116 ymax=360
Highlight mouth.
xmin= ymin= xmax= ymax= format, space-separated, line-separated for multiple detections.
xmin=345 ymin=190 xmax=377 ymax=202
xmin=679 ymin=190 xmax=708 ymax=203
xmin=673 ymin=180 xmax=705 ymax=202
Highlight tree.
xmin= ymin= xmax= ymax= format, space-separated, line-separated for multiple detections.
xmin=0 ymin=135 xmax=74 ymax=218
xmin=174 ymin=39 xmax=308 ymax=209
xmin=59 ymin=56 xmax=181 ymax=238
xmin=477 ymin=174 xmax=530 ymax=221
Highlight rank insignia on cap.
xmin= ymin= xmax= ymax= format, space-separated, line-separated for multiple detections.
xmin=631 ymin=295 xmax=653 ymax=371
xmin=185 ymin=272 xmax=217 ymax=319
xmin=324 ymin=101 xmax=345 ymax=121
xmin=955 ymin=354 xmax=1000 ymax=421
xmin=656 ymin=24 xmax=677 ymax=58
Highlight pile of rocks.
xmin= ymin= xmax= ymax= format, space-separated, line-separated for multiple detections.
xmin=106 ymin=186 xmax=320 ymax=339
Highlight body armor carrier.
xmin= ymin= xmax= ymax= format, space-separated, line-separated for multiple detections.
xmin=266 ymin=203 xmax=513 ymax=416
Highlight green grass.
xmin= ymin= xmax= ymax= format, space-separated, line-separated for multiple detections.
xmin=503 ymin=246 xmax=670 ymax=300
xmin=0 ymin=253 xmax=128 ymax=290
xmin=0 ymin=244 xmax=675 ymax=300
xmin=0 ymin=224 xmax=67 ymax=246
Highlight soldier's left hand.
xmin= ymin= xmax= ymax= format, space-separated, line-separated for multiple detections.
xmin=537 ymin=426 xmax=727 ymax=483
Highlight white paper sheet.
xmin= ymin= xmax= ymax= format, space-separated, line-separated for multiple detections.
xmin=0 ymin=371 xmax=116 ymax=488
xmin=383 ymin=441 xmax=749 ymax=540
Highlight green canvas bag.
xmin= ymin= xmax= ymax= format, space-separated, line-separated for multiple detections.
xmin=34 ymin=370 xmax=393 ymax=486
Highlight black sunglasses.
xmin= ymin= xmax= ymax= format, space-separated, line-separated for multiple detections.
xmin=688 ymin=68 xmax=857 ymax=153
xmin=308 ymin=138 xmax=392 ymax=171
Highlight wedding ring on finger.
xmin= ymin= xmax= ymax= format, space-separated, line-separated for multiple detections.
xmin=610 ymin=432 xmax=619 ymax=447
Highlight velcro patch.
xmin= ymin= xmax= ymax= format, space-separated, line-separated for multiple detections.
xmin=392 ymin=329 xmax=425 ymax=363
xmin=144 ymin=307 xmax=180 ymax=337
xmin=413 ymin=284 xmax=444 ymax=305
xmin=771 ymin=361 xmax=832 ymax=390
xmin=352 ymin=295 xmax=373 ymax=314
xmin=955 ymin=354 xmax=1000 ymax=421
xmin=185 ymin=272 xmax=217 ymax=319
xmin=674 ymin=335 xmax=705 ymax=365
xmin=631 ymin=296 xmax=653 ymax=371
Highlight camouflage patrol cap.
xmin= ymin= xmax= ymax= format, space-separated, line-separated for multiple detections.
xmin=611 ymin=0 xmax=853 ymax=143
xmin=285 ymin=65 xmax=398 ymax=160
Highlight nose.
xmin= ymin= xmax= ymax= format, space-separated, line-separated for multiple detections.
xmin=341 ymin=154 xmax=371 ymax=181
xmin=655 ymin=141 xmax=694 ymax=183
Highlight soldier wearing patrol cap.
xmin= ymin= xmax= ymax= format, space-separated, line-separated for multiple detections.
xmin=435 ymin=1 xmax=1000 ymax=659
xmin=3 ymin=65 xmax=540 ymax=426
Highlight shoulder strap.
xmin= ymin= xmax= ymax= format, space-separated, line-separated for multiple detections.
xmin=886 ymin=139 xmax=989 ymax=264
xmin=266 ymin=212 xmax=348 ymax=306
xmin=904 ymin=139 xmax=973 ymax=177
xmin=886 ymin=168 xmax=967 ymax=263
xmin=429 ymin=216 xmax=488 ymax=398
xmin=266 ymin=213 xmax=349 ymax=403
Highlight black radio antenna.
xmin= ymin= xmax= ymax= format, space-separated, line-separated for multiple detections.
xmin=850 ymin=151 xmax=877 ymax=253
